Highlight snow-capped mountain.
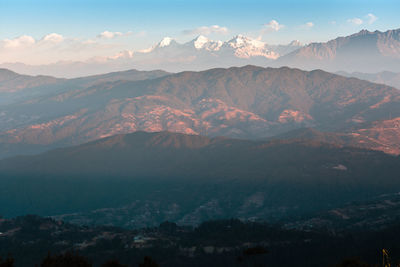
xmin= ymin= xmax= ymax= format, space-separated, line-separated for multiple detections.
xmin=0 ymin=35 xmax=303 ymax=77
xmin=191 ymin=35 xmax=223 ymax=51
xmin=138 ymin=34 xmax=286 ymax=58
xmin=139 ymin=37 xmax=180 ymax=53
xmin=223 ymin=35 xmax=279 ymax=59
xmin=128 ymin=35 xmax=301 ymax=72
xmin=158 ymin=36 xmax=174 ymax=47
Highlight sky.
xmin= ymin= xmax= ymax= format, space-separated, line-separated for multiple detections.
xmin=0 ymin=0 xmax=399 ymax=65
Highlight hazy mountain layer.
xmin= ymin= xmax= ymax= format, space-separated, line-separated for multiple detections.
xmin=0 ymin=68 xmax=170 ymax=106
xmin=277 ymin=29 xmax=400 ymax=73
xmin=270 ymin=126 xmax=400 ymax=155
xmin=338 ymin=71 xmax=400 ymax=90
xmin=0 ymin=68 xmax=63 ymax=93
xmin=1 ymin=65 xmax=400 ymax=158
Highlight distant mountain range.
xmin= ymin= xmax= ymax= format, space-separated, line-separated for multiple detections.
xmin=338 ymin=70 xmax=400 ymax=90
xmin=270 ymin=126 xmax=400 ymax=155
xmin=1 ymin=65 xmax=400 ymax=158
xmin=276 ymin=29 xmax=400 ymax=73
xmin=0 ymin=35 xmax=302 ymax=78
xmin=0 ymin=68 xmax=169 ymax=105
xmin=0 ymin=68 xmax=62 ymax=93
xmin=2 ymin=29 xmax=400 ymax=77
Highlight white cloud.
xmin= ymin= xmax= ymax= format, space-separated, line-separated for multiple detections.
xmin=263 ymin=20 xmax=284 ymax=32
xmin=306 ymin=22 xmax=314 ymax=28
xmin=109 ymin=50 xmax=134 ymax=60
xmin=97 ymin=30 xmax=132 ymax=39
xmin=347 ymin=14 xmax=377 ymax=26
xmin=98 ymin=31 xmax=122 ymax=39
xmin=347 ymin=18 xmax=363 ymax=25
xmin=0 ymin=33 xmax=122 ymax=65
xmin=366 ymin=13 xmax=378 ymax=24
xmin=82 ymin=39 xmax=97 ymax=45
xmin=2 ymin=35 xmax=35 ymax=49
xmin=258 ymin=20 xmax=284 ymax=38
xmin=302 ymin=22 xmax=314 ymax=29
xmin=41 ymin=33 xmax=64 ymax=44
xmin=183 ymin=25 xmax=228 ymax=35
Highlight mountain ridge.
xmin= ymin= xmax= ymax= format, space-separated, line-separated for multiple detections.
xmin=276 ymin=28 xmax=400 ymax=72
xmin=1 ymin=65 xmax=400 ymax=158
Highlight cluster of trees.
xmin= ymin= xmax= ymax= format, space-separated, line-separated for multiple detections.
xmin=0 ymin=256 xmax=13 ymax=267
xmin=2 ymin=217 xmax=400 ymax=266
xmin=0 ymin=253 xmax=159 ymax=267
xmin=0 ymin=253 xmax=378 ymax=267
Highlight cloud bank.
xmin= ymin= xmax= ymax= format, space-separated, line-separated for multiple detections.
xmin=264 ymin=20 xmax=284 ymax=32
xmin=347 ymin=13 xmax=377 ymax=26
xmin=347 ymin=18 xmax=363 ymax=25
xmin=97 ymin=31 xmax=132 ymax=39
xmin=366 ymin=13 xmax=378 ymax=24
xmin=183 ymin=25 xmax=228 ymax=36
xmin=301 ymin=22 xmax=314 ymax=29
xmin=0 ymin=33 xmax=122 ymax=65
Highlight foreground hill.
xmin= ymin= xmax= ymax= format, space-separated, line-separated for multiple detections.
xmin=1 ymin=131 xmax=399 ymax=227
xmin=1 ymin=65 xmax=400 ymax=158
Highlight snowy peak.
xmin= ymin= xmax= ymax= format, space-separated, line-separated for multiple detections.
xmin=158 ymin=37 xmax=174 ymax=47
xmin=139 ymin=37 xmax=177 ymax=53
xmin=228 ymin=35 xmax=266 ymax=49
xmin=225 ymin=35 xmax=278 ymax=59
xmin=192 ymin=35 xmax=223 ymax=51
xmin=194 ymin=35 xmax=209 ymax=49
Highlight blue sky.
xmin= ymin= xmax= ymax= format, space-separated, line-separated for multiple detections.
xmin=0 ymin=0 xmax=399 ymax=64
